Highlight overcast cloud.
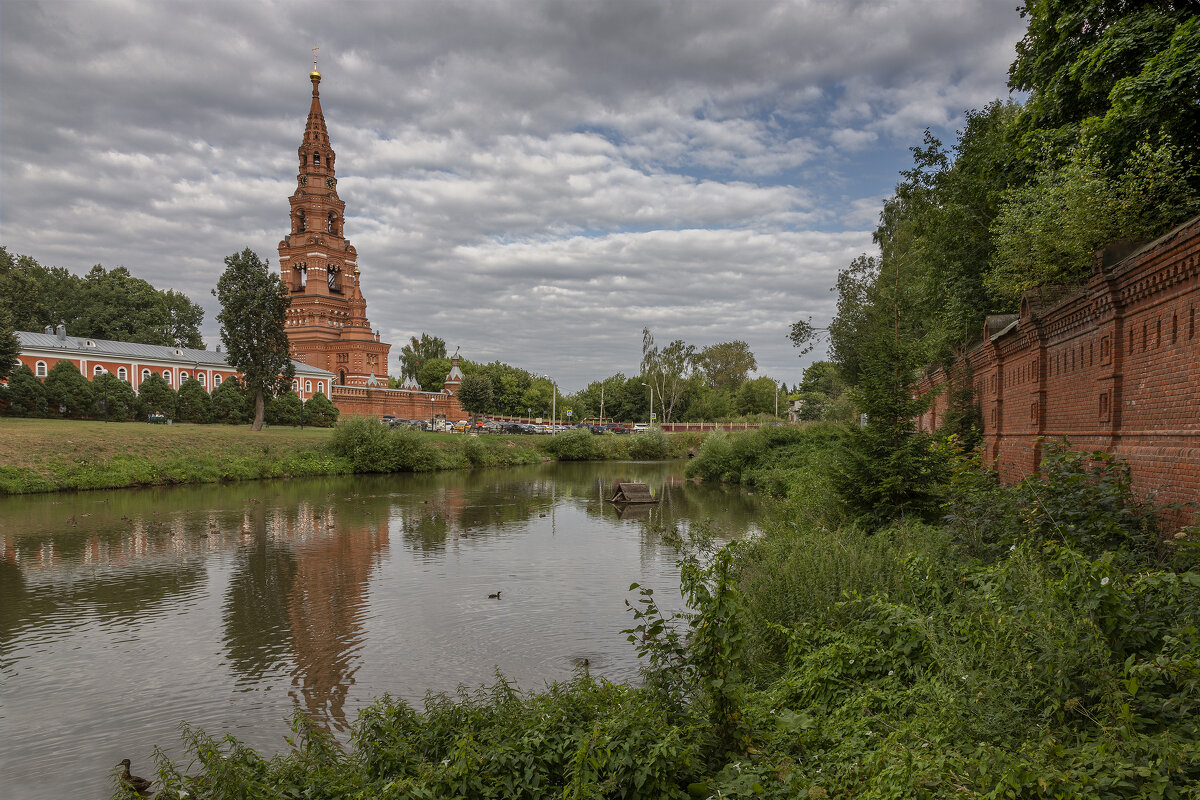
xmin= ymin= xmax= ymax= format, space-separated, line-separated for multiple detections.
xmin=0 ymin=0 xmax=1027 ymax=390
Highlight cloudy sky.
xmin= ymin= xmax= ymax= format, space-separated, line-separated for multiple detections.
xmin=1 ymin=0 xmax=1027 ymax=391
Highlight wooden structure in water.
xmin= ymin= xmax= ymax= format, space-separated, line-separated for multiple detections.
xmin=608 ymin=481 xmax=657 ymax=504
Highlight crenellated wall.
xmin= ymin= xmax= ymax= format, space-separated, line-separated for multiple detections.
xmin=330 ymin=385 xmax=463 ymax=421
xmin=916 ymin=215 xmax=1200 ymax=514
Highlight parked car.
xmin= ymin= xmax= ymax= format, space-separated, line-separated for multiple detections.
xmin=632 ymin=423 xmax=649 ymax=432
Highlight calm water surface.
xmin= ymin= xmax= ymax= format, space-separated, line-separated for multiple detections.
xmin=0 ymin=461 xmax=760 ymax=800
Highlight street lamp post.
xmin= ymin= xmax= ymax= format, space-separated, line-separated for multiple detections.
xmin=430 ymin=396 xmax=435 ymax=430
xmin=542 ymin=375 xmax=557 ymax=435
xmin=101 ymin=367 xmax=109 ymax=423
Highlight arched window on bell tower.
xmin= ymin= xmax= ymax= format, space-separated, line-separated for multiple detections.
xmin=313 ymin=152 xmax=321 ymax=166
xmin=327 ymin=212 xmax=336 ymax=234
xmin=297 ymin=209 xmax=306 ymax=233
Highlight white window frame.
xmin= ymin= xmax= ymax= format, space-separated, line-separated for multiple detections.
xmin=117 ymin=367 xmax=127 ymax=381
xmin=93 ymin=365 xmax=104 ymax=377
xmin=163 ymin=370 xmax=172 ymax=385
xmin=142 ymin=368 xmax=151 ymax=382
xmin=35 ymin=361 xmax=47 ymax=377
xmin=198 ymin=373 xmax=206 ymax=387
xmin=214 ymin=375 xmax=223 ymax=387
xmin=305 ymin=380 xmax=313 ymax=393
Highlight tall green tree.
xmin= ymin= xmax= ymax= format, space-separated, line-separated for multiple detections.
xmin=641 ymin=328 xmax=695 ymax=424
xmin=0 ymin=248 xmax=205 ymax=347
xmin=734 ymin=377 xmax=780 ymax=416
xmin=0 ymin=307 xmax=19 ymax=382
xmin=417 ymin=357 xmax=451 ymax=393
xmin=457 ymin=373 xmax=494 ymax=421
xmin=398 ymin=333 xmax=447 ymax=380
xmin=214 ymin=249 xmax=294 ymax=431
xmin=696 ymin=341 xmax=757 ymax=391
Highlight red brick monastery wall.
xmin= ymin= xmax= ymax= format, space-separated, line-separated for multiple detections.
xmin=331 ymin=385 xmax=462 ymax=421
xmin=915 ymin=215 xmax=1200 ymax=512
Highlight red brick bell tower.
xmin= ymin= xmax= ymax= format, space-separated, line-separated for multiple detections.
xmin=279 ymin=61 xmax=390 ymax=388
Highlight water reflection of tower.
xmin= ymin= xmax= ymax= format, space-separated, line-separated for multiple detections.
xmin=285 ymin=502 xmax=390 ymax=730
xmin=222 ymin=497 xmax=391 ymax=732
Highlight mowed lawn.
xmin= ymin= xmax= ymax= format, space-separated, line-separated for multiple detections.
xmin=0 ymin=418 xmax=335 ymax=473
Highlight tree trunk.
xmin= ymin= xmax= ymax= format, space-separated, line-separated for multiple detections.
xmin=252 ymin=389 xmax=265 ymax=431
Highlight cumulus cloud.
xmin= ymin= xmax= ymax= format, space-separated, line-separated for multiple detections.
xmin=0 ymin=0 xmax=1026 ymax=389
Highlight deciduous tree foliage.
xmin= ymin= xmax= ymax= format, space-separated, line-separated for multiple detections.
xmin=793 ymin=2 xmax=1200 ymax=524
xmin=398 ymin=333 xmax=446 ymax=380
xmin=641 ymin=328 xmax=695 ymax=424
xmin=0 ymin=249 xmax=205 ymax=348
xmin=0 ymin=307 xmax=19 ymax=383
xmin=697 ymin=341 xmax=757 ymax=391
xmin=457 ymin=373 xmax=494 ymax=420
xmin=214 ymin=249 xmax=294 ymax=431
xmin=416 ymin=358 xmax=451 ymax=393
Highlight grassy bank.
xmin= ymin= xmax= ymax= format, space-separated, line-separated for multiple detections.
xmin=0 ymin=418 xmax=702 ymax=494
xmin=112 ymin=426 xmax=1200 ymax=799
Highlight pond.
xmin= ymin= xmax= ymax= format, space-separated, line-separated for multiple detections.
xmin=0 ymin=460 xmax=761 ymax=800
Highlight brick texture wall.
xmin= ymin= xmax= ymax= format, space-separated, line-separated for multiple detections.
xmin=916 ymin=215 xmax=1200 ymax=515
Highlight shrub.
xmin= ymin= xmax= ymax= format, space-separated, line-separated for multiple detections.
xmin=92 ymin=373 xmax=138 ymax=421
xmin=43 ymin=360 xmax=94 ymax=418
xmin=3 ymin=364 xmax=48 ymax=417
xmin=542 ymin=428 xmax=597 ymax=461
xmin=265 ymin=391 xmax=301 ymax=426
xmin=210 ymin=377 xmax=250 ymax=424
xmin=329 ymin=417 xmax=397 ymax=472
xmin=137 ymin=373 xmax=177 ymax=417
xmin=627 ymin=428 xmax=669 ymax=459
xmin=391 ymin=427 xmax=442 ymax=472
xmin=175 ymin=377 xmax=213 ymax=423
xmin=303 ymin=391 xmax=339 ymax=427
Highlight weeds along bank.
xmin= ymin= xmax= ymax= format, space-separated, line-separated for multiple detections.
xmin=116 ymin=426 xmax=1200 ymax=799
xmin=0 ymin=418 xmax=696 ymax=494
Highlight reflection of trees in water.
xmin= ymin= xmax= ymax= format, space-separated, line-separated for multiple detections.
xmin=394 ymin=476 xmax=556 ymax=553
xmin=0 ymin=538 xmax=205 ymax=648
xmin=222 ymin=502 xmax=298 ymax=682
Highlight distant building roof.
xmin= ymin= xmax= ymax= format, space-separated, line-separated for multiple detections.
xmin=17 ymin=330 xmax=332 ymax=377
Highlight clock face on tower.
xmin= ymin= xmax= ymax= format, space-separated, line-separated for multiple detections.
xmin=326 ymin=177 xmax=336 ymax=190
